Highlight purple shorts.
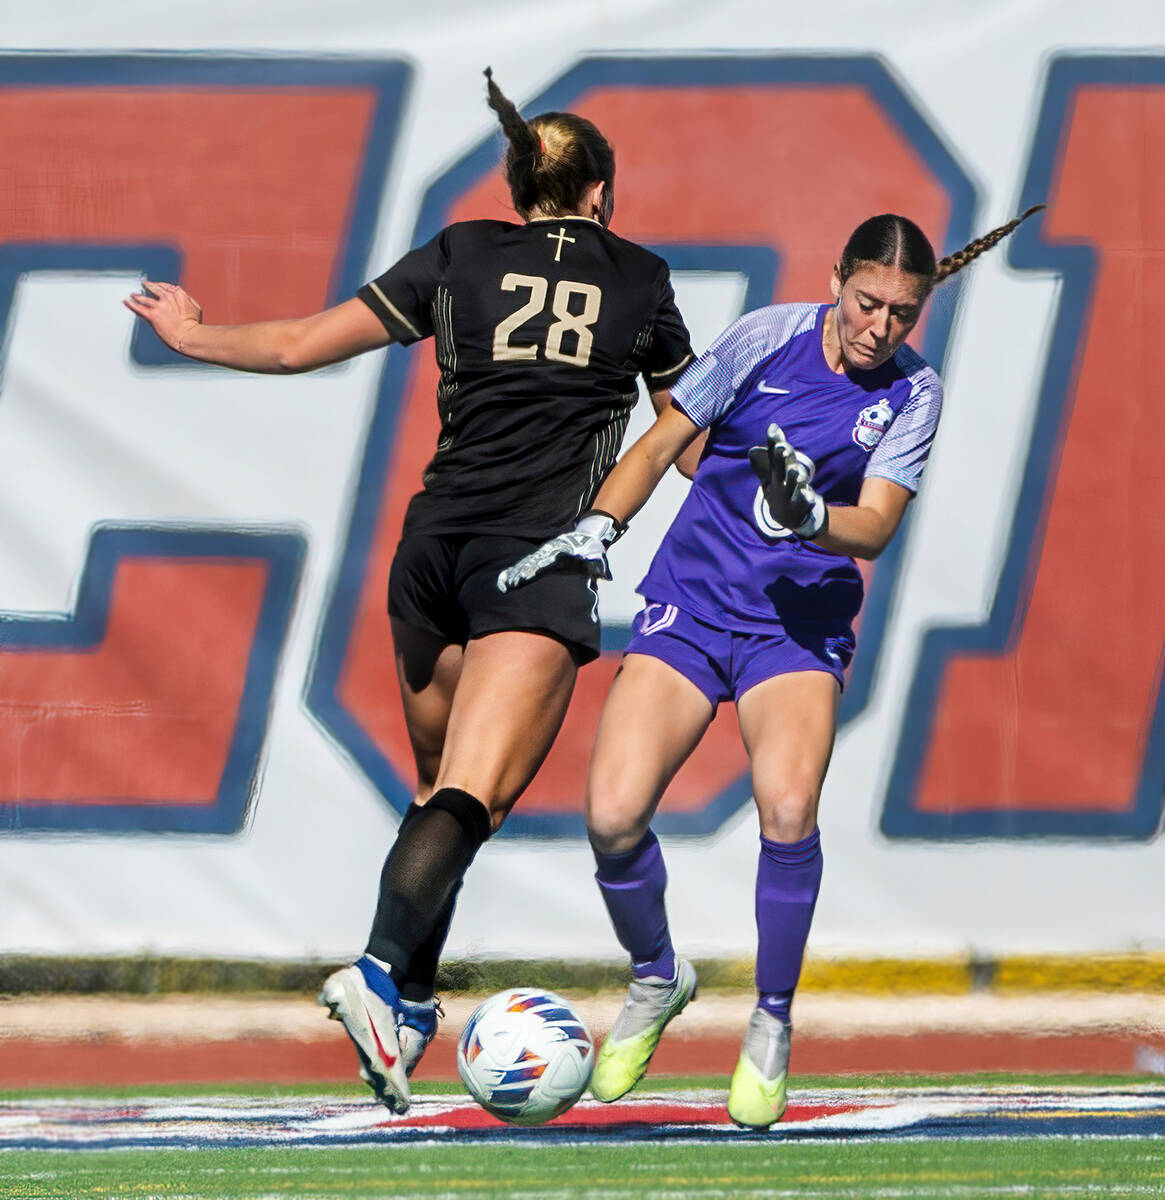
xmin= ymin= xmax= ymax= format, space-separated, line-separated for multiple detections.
xmin=624 ymin=600 xmax=855 ymax=706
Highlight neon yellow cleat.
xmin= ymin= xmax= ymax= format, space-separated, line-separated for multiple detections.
xmin=727 ymin=1007 xmax=790 ymax=1129
xmin=590 ymin=957 xmax=698 ymax=1102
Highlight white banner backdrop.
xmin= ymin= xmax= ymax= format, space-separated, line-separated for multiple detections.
xmin=0 ymin=0 xmax=1162 ymax=962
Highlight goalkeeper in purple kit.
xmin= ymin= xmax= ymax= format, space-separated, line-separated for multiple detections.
xmin=500 ymin=206 xmax=1041 ymax=1127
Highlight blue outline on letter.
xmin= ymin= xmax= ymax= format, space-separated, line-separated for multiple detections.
xmin=881 ymin=55 xmax=1165 ymax=841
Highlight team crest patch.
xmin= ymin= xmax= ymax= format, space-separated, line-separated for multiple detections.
xmin=852 ymin=399 xmax=893 ymax=450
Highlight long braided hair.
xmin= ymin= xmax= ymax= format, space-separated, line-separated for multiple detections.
xmin=838 ymin=205 xmax=1045 ymax=290
xmin=933 ymin=205 xmax=1045 ymax=282
xmin=484 ymin=68 xmax=615 ymax=226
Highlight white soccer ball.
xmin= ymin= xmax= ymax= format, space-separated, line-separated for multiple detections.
xmin=456 ymin=988 xmax=594 ymax=1125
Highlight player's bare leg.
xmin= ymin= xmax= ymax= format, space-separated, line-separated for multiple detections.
xmin=586 ymin=653 xmax=715 ymax=854
xmin=431 ymin=629 xmax=578 ymax=822
xmin=737 ymin=669 xmax=838 ymax=842
xmin=586 ymin=654 xmax=714 ymax=1101
xmin=392 ymin=618 xmax=464 ymax=803
xmin=729 ymin=670 xmax=839 ymax=1127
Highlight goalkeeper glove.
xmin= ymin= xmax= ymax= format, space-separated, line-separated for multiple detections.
xmin=747 ymin=423 xmax=828 ymax=539
xmin=497 ymin=510 xmax=626 ymax=593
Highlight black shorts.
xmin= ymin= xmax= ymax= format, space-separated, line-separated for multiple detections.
xmin=388 ymin=533 xmax=601 ymax=665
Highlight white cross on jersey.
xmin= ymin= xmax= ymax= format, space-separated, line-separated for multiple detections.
xmin=547 ymin=226 xmax=575 ymax=262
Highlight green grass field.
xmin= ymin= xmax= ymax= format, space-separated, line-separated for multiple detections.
xmin=4 ymin=1136 xmax=1164 ymax=1199
xmin=3 ymin=1138 xmax=1164 ymax=1200
xmin=2 ymin=1078 xmax=1163 ymax=1200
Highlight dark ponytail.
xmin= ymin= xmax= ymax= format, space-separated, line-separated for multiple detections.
xmin=484 ymin=68 xmax=616 ymax=225
xmin=934 ymin=205 xmax=1045 ymax=282
xmin=484 ymin=67 xmax=543 ymax=216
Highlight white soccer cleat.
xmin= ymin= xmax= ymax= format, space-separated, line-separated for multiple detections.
xmin=318 ymin=956 xmax=411 ymax=1114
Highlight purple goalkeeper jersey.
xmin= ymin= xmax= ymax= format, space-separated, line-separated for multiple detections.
xmin=638 ymin=302 xmax=943 ymax=634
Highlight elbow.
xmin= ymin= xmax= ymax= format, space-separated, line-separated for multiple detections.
xmin=674 ymin=431 xmax=707 ymax=480
xmin=834 ymin=516 xmax=896 ymax=561
xmin=272 ymin=326 xmax=319 ymax=374
xmin=852 ymin=523 xmax=897 ymax=561
xmin=274 ymin=345 xmax=310 ymax=374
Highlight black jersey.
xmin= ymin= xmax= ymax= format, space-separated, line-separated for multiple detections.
xmin=358 ymin=217 xmax=693 ymax=539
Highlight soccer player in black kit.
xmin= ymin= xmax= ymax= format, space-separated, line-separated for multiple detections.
xmin=125 ymin=70 xmax=693 ymax=1114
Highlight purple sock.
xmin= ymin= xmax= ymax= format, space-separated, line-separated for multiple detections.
xmin=593 ymin=830 xmax=676 ymax=981
xmin=755 ymin=829 xmax=823 ymax=1026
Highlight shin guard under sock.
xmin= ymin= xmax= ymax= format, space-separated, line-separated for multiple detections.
xmin=365 ymin=788 xmax=490 ymax=978
xmin=593 ymin=829 xmax=675 ymax=981
xmin=755 ymin=828 xmax=823 ymax=1025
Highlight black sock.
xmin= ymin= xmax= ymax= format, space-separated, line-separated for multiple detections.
xmin=365 ymin=788 xmax=490 ymax=979
xmin=399 ymin=884 xmax=460 ymax=1002
xmin=390 ymin=800 xmax=460 ymax=1000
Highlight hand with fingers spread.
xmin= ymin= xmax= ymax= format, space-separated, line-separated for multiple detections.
xmin=747 ymin=423 xmax=828 ymax=539
xmin=497 ymin=510 xmax=626 ymax=593
xmin=123 ymin=278 xmax=203 ymax=356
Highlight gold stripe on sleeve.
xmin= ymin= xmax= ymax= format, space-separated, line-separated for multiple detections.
xmin=649 ymin=353 xmax=693 ymax=380
xmin=367 ymin=281 xmax=423 ymax=339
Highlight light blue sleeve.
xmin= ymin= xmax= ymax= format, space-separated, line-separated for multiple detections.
xmin=866 ymin=349 xmax=944 ymax=494
xmin=670 ymin=304 xmax=818 ymax=429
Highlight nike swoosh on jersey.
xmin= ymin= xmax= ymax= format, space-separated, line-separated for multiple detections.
xmin=755 ymin=382 xmax=790 ymax=394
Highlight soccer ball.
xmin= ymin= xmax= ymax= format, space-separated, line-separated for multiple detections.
xmin=456 ymin=988 xmax=594 ymax=1125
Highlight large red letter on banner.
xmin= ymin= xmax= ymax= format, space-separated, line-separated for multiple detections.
xmin=883 ymin=57 xmax=1165 ymax=839
xmin=0 ymin=57 xmax=407 ymax=833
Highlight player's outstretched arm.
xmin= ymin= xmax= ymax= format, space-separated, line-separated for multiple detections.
xmin=649 ymin=388 xmax=705 ymax=479
xmin=497 ymin=402 xmax=700 ymax=593
xmin=123 ymin=281 xmax=392 ymax=373
xmin=591 ymin=401 xmax=701 ymax=525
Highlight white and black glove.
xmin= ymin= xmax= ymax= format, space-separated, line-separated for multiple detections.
xmin=747 ymin=423 xmax=829 ymax=539
xmin=497 ymin=510 xmax=627 ymax=593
